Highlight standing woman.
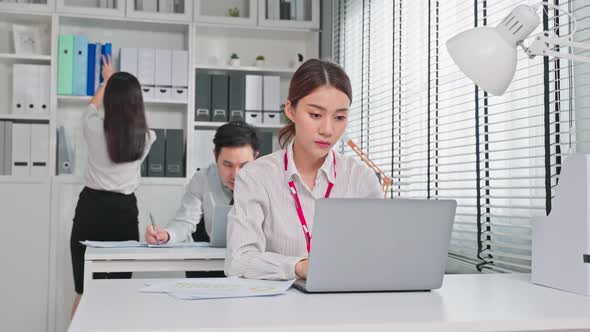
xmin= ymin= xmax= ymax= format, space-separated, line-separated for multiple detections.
xmin=225 ymin=59 xmax=382 ymax=280
xmin=70 ymin=55 xmax=156 ymax=316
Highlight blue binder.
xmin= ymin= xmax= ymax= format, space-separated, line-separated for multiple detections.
xmin=86 ymin=44 xmax=96 ymax=96
xmin=72 ymin=35 xmax=88 ymax=96
xmin=100 ymin=43 xmax=112 ymax=84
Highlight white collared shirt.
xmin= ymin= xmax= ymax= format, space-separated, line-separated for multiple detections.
xmin=225 ymin=141 xmax=383 ymax=280
xmin=83 ymin=104 xmax=156 ymax=195
xmin=165 ymin=163 xmax=233 ymax=243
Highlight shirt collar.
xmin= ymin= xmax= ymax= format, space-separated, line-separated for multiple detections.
xmin=284 ymin=141 xmax=336 ymax=184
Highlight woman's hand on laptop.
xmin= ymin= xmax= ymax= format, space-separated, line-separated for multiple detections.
xmin=145 ymin=225 xmax=170 ymax=244
xmin=295 ymin=259 xmax=309 ymax=279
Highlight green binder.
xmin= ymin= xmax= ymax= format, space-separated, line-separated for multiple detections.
xmin=58 ymin=34 xmax=74 ymax=95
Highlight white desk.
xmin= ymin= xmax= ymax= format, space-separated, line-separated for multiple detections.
xmin=83 ymin=246 xmax=225 ymax=287
xmin=69 ymin=273 xmax=590 ymax=331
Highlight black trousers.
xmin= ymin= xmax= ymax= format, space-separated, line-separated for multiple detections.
xmin=70 ymin=187 xmax=139 ymax=294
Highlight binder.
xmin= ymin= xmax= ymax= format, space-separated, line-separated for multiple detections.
xmin=12 ymin=64 xmax=27 ymax=114
xmin=39 ymin=65 xmax=50 ymax=114
xmin=147 ymin=128 xmax=166 ymax=177
xmin=86 ymin=44 xmax=96 ymax=96
xmin=72 ymin=35 xmax=88 ymax=96
xmin=23 ymin=65 xmax=39 ymax=113
xmin=172 ymin=50 xmax=188 ymax=87
xmin=159 ymin=0 xmax=175 ymax=13
xmin=57 ymin=34 xmax=74 ymax=95
xmin=192 ymin=129 xmax=215 ymax=172
xmin=4 ymin=121 xmax=11 ymax=175
xmin=229 ymin=73 xmax=245 ymax=114
xmin=170 ymin=87 xmax=187 ymax=101
xmin=156 ymin=87 xmax=171 ymax=100
xmin=142 ymin=86 xmax=155 ymax=100
xmin=258 ymin=131 xmax=274 ymax=157
xmin=142 ymin=0 xmax=157 ymax=12
xmin=211 ymin=75 xmax=229 ymax=121
xmin=245 ymin=75 xmax=263 ymax=111
xmin=0 ymin=121 xmax=4 ymax=175
xmin=120 ymin=48 xmax=138 ymax=77
xmin=165 ymin=129 xmax=184 ymax=177
xmin=296 ymin=0 xmax=306 ymax=21
xmin=195 ymin=73 xmax=211 ymax=121
xmin=138 ymin=48 xmax=156 ymax=86
xmin=57 ymin=126 xmax=72 ymax=175
xmin=155 ymin=49 xmax=172 ymax=87
xmin=263 ymin=76 xmax=281 ymax=112
xmin=12 ymin=123 xmax=31 ymax=176
xmin=30 ymin=123 xmax=49 ymax=176
xmin=100 ymin=43 xmax=112 ymax=84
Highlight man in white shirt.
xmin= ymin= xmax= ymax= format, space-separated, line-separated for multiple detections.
xmin=144 ymin=122 xmax=260 ymax=275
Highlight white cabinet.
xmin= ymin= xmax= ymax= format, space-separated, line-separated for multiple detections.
xmin=0 ymin=179 xmax=51 ymax=332
xmin=127 ymin=0 xmax=193 ymax=22
xmin=0 ymin=0 xmax=55 ymax=12
xmin=56 ymin=0 xmax=125 ymax=17
xmin=258 ymin=0 xmax=319 ymax=30
xmin=194 ymin=0 xmax=257 ymax=27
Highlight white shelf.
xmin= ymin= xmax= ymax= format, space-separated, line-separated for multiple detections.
xmin=0 ymin=176 xmax=51 ymax=184
xmin=195 ymin=64 xmax=296 ymax=75
xmin=0 ymin=113 xmax=50 ymax=121
xmin=194 ymin=121 xmax=283 ymax=130
xmin=194 ymin=21 xmax=318 ymax=33
xmin=57 ymin=95 xmax=188 ymax=105
xmin=0 ymin=53 xmax=51 ymax=63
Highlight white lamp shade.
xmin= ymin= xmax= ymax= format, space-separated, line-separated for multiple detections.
xmin=446 ymin=26 xmax=517 ymax=96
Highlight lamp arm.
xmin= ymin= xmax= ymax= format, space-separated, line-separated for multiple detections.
xmin=343 ymin=138 xmax=392 ymax=198
xmin=525 ymin=34 xmax=590 ymax=64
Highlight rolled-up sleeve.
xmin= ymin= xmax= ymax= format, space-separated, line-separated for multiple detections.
xmin=225 ymin=167 xmax=303 ymax=280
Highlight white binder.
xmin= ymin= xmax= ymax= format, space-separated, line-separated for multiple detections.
xmin=30 ymin=123 xmax=49 ymax=176
xmin=245 ymin=75 xmax=263 ymax=111
xmin=137 ymin=48 xmax=156 ymax=86
xmin=159 ymin=0 xmax=175 ymax=13
xmin=142 ymin=0 xmax=157 ymax=12
xmin=192 ymin=129 xmax=216 ymax=172
xmin=263 ymin=76 xmax=281 ymax=112
xmin=12 ymin=123 xmax=31 ymax=176
xmin=155 ymin=49 xmax=172 ymax=87
xmin=39 ymin=65 xmax=50 ymax=114
xmin=120 ymin=48 xmax=138 ymax=77
xmin=12 ymin=64 xmax=27 ymax=114
xmin=172 ymin=50 xmax=188 ymax=87
xmin=24 ymin=65 xmax=40 ymax=113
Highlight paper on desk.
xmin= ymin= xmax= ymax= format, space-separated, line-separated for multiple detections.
xmin=81 ymin=241 xmax=213 ymax=248
xmin=141 ymin=277 xmax=295 ymax=300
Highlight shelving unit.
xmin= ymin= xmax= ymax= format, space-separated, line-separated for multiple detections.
xmin=0 ymin=1 xmax=320 ymax=332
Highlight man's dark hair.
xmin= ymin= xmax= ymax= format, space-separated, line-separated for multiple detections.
xmin=213 ymin=121 xmax=260 ymax=159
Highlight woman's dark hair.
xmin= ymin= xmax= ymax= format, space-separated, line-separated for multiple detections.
xmin=103 ymin=72 xmax=148 ymax=164
xmin=278 ymin=59 xmax=352 ymax=148
xmin=213 ymin=121 xmax=260 ymax=158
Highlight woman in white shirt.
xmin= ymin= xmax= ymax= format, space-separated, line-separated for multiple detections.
xmin=225 ymin=59 xmax=383 ymax=281
xmin=70 ymin=56 xmax=156 ymax=316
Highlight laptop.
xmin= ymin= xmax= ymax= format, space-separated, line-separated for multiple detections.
xmin=208 ymin=204 xmax=231 ymax=248
xmin=293 ymin=198 xmax=457 ymax=293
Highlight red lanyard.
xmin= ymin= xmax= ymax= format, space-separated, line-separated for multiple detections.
xmin=284 ymin=150 xmax=336 ymax=253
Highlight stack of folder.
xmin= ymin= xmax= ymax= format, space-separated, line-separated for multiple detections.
xmin=142 ymin=128 xmax=185 ymax=178
xmin=57 ymin=34 xmax=112 ymax=97
xmin=12 ymin=64 xmax=50 ymax=115
xmin=0 ymin=121 xmax=49 ymax=177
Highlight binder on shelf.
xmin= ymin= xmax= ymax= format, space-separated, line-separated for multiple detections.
xmin=159 ymin=0 xmax=175 ymax=13
xmin=138 ymin=48 xmax=156 ymax=86
xmin=195 ymin=73 xmax=211 ymax=121
xmin=229 ymin=73 xmax=245 ymax=116
xmin=12 ymin=64 xmax=27 ymax=114
xmin=4 ymin=121 xmax=11 ymax=175
xmin=12 ymin=123 xmax=31 ymax=176
xmin=73 ymin=35 xmax=88 ymax=96
xmin=57 ymin=126 xmax=72 ymax=175
xmin=192 ymin=129 xmax=215 ymax=172
xmin=172 ymin=50 xmax=188 ymax=87
xmin=211 ymin=75 xmax=229 ymax=121
xmin=245 ymin=75 xmax=263 ymax=112
xmin=245 ymin=111 xmax=262 ymax=125
xmin=23 ymin=65 xmax=39 ymax=113
xmin=258 ymin=131 xmax=274 ymax=157
xmin=171 ymin=88 xmax=187 ymax=101
xmin=155 ymin=87 xmax=171 ymax=100
xmin=57 ymin=34 xmax=74 ymax=95
xmin=142 ymin=0 xmax=157 ymax=12
xmin=147 ymin=128 xmax=166 ymax=177
xmin=87 ymin=44 xmax=97 ymax=96
xmin=0 ymin=121 xmax=4 ymax=175
xmin=142 ymin=86 xmax=155 ymax=100
xmin=155 ymin=49 xmax=172 ymax=87
xmin=229 ymin=110 xmax=245 ymax=122
xmin=165 ymin=129 xmax=184 ymax=178
xmin=30 ymin=123 xmax=49 ymax=176
xmin=39 ymin=65 xmax=50 ymax=114
xmin=263 ymin=75 xmax=281 ymax=112
xmin=120 ymin=47 xmax=138 ymax=77
xmin=100 ymin=43 xmax=112 ymax=84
